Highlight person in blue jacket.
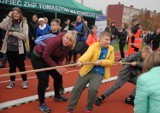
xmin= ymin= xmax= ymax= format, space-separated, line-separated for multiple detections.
xmin=36 ymin=18 xmax=50 ymax=38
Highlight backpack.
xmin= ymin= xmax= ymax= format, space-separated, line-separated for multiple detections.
xmin=35 ymin=33 xmax=56 ymax=46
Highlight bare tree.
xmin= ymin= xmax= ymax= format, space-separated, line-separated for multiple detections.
xmin=132 ymin=11 xmax=160 ymax=31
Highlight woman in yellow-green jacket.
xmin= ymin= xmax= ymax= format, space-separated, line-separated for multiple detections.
xmin=67 ymin=31 xmax=114 ymax=113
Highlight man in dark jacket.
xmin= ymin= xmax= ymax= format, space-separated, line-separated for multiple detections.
xmin=61 ymin=19 xmax=71 ymax=32
xmin=110 ymin=22 xmax=118 ymax=46
xmin=117 ymin=24 xmax=128 ymax=60
xmin=95 ymin=46 xmax=152 ymax=106
xmin=29 ymin=14 xmax=38 ymax=53
xmin=149 ymin=28 xmax=160 ymax=51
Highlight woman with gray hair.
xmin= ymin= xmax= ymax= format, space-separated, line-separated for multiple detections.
xmin=36 ymin=17 xmax=50 ymax=38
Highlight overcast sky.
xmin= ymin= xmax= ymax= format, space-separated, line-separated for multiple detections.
xmin=76 ymin=0 xmax=160 ymax=14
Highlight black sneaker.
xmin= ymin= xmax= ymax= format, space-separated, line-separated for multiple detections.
xmin=95 ymin=96 xmax=104 ymax=106
xmin=39 ymin=103 xmax=51 ymax=113
xmin=54 ymin=95 xmax=68 ymax=102
xmin=60 ymin=86 xmax=65 ymax=94
xmin=125 ymin=95 xmax=135 ymax=106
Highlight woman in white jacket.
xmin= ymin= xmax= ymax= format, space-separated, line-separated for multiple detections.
xmin=0 ymin=7 xmax=29 ymax=89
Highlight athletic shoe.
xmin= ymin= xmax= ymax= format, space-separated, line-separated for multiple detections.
xmin=54 ymin=95 xmax=68 ymax=102
xmin=39 ymin=103 xmax=51 ymax=113
xmin=6 ymin=81 xmax=15 ymax=89
xmin=95 ymin=96 xmax=104 ymax=106
xmin=125 ymin=95 xmax=135 ymax=106
xmin=22 ymin=81 xmax=28 ymax=89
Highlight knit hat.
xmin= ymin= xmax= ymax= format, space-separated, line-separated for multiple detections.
xmin=38 ymin=18 xmax=45 ymax=22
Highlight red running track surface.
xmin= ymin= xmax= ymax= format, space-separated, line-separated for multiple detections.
xmin=0 ymin=51 xmax=135 ymax=113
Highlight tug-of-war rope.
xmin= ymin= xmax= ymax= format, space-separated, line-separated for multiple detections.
xmin=0 ymin=62 xmax=131 ymax=110
xmin=0 ymin=62 xmax=131 ymax=78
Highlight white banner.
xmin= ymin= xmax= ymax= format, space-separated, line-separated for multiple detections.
xmin=95 ymin=15 xmax=107 ymax=38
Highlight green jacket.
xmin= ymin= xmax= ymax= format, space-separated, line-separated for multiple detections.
xmin=78 ymin=42 xmax=114 ymax=79
xmin=134 ymin=67 xmax=160 ymax=113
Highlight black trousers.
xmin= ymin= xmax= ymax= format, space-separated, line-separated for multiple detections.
xmin=29 ymin=39 xmax=36 ymax=53
xmin=119 ymin=43 xmax=126 ymax=58
xmin=7 ymin=51 xmax=27 ymax=81
xmin=72 ymin=50 xmax=78 ymax=63
xmin=72 ymin=50 xmax=84 ymax=63
xmin=66 ymin=50 xmax=73 ymax=63
xmin=31 ymin=53 xmax=62 ymax=104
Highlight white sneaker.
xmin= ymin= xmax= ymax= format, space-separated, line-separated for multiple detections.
xmin=22 ymin=81 xmax=28 ymax=89
xmin=6 ymin=81 xmax=15 ymax=89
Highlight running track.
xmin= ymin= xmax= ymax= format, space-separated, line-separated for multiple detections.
xmin=0 ymin=51 xmax=135 ymax=113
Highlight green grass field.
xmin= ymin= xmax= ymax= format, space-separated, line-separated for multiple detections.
xmin=113 ymin=42 xmax=145 ymax=51
xmin=113 ymin=42 xmax=128 ymax=51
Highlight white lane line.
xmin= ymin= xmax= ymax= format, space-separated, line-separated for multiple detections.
xmin=0 ymin=76 xmax=117 ymax=110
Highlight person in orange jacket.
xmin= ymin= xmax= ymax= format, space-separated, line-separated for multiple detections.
xmin=128 ymin=19 xmax=143 ymax=55
xmin=86 ymin=25 xmax=98 ymax=46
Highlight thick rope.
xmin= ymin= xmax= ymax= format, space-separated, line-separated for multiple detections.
xmin=0 ymin=62 xmax=131 ymax=78
xmin=0 ymin=62 xmax=94 ymax=78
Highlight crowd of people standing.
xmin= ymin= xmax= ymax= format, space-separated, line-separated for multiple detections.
xmin=0 ymin=7 xmax=160 ymax=113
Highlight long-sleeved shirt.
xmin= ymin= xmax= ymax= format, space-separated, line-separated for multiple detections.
xmin=78 ymin=42 xmax=114 ymax=79
xmin=118 ymin=29 xmax=128 ymax=43
xmin=36 ymin=24 xmax=50 ymax=38
xmin=86 ymin=33 xmax=98 ymax=46
xmin=0 ymin=16 xmax=28 ymax=54
xmin=134 ymin=67 xmax=160 ymax=113
xmin=29 ymin=21 xmax=38 ymax=38
xmin=34 ymin=33 xmax=71 ymax=67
